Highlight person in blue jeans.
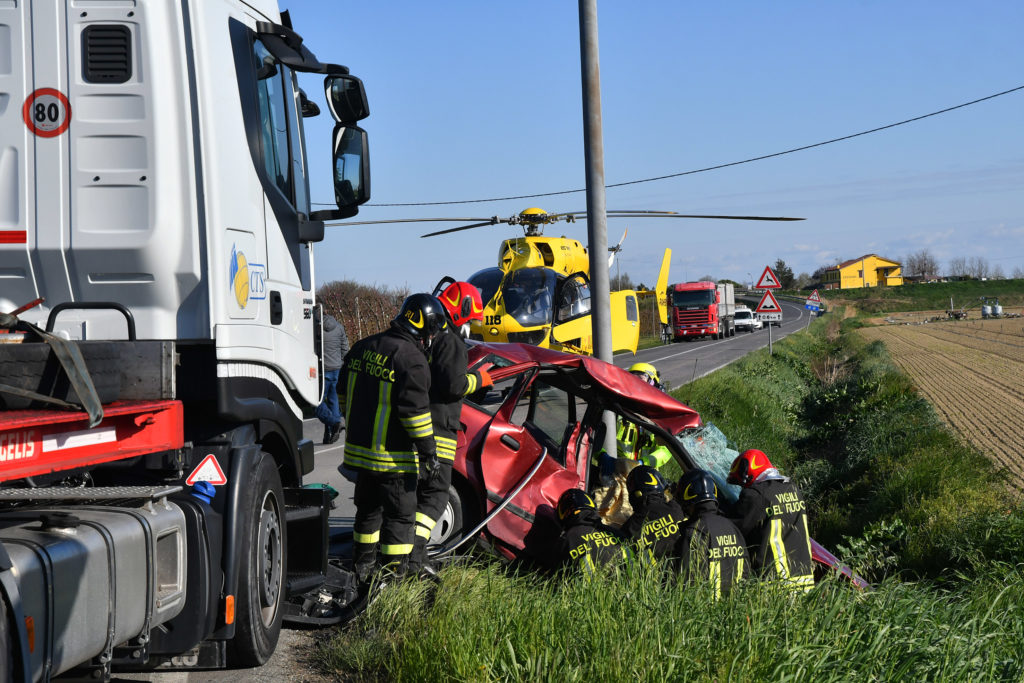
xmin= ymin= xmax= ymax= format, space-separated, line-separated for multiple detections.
xmin=317 ymin=314 xmax=350 ymax=444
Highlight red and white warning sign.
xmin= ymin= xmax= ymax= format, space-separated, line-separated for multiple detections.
xmin=22 ymin=88 xmax=72 ymax=138
xmin=755 ymin=266 xmax=781 ymax=289
xmin=806 ymin=289 xmax=822 ymax=303
xmin=186 ymin=453 xmax=227 ymax=486
xmin=755 ymin=290 xmax=783 ymax=314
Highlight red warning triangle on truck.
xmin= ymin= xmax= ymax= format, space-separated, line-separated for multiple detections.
xmin=755 ymin=266 xmax=781 ymax=289
xmin=186 ymin=453 xmax=227 ymax=486
xmin=755 ymin=290 xmax=783 ymax=313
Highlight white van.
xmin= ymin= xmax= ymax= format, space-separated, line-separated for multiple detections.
xmin=734 ymin=306 xmax=762 ymax=332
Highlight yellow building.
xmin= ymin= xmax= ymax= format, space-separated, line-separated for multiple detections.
xmin=821 ymin=254 xmax=903 ymax=290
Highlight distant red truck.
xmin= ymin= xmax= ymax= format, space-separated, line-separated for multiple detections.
xmin=669 ymin=281 xmax=736 ymax=340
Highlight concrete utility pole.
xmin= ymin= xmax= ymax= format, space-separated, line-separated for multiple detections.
xmin=578 ymin=0 xmax=617 ymax=456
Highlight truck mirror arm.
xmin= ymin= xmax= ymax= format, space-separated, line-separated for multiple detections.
xmin=255 ymin=21 xmax=349 ymax=75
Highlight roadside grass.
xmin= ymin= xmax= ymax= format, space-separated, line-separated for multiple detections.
xmin=317 ymin=559 xmax=1024 ymax=682
xmin=318 ymin=306 xmax=1024 ymax=680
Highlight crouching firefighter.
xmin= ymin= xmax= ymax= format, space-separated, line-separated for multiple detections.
xmin=556 ymin=488 xmax=632 ymax=576
xmin=725 ymin=449 xmax=814 ymax=592
xmin=342 ymin=294 xmax=447 ymax=582
xmin=675 ymin=469 xmax=750 ymax=598
xmin=409 ymin=280 xmax=492 ymax=574
xmin=621 ymin=465 xmax=687 ymax=565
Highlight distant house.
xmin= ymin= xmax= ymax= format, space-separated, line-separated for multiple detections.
xmin=821 ymin=254 xmax=903 ymax=290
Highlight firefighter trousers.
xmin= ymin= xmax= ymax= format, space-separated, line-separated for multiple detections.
xmin=352 ymin=470 xmax=418 ymax=581
xmin=409 ymin=461 xmax=453 ymax=573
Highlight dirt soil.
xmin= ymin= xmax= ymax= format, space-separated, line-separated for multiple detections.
xmin=858 ymin=315 xmax=1024 ymax=490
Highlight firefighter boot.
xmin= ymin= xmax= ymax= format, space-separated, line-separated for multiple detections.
xmin=407 ymin=536 xmax=428 ymax=575
xmin=353 ymin=542 xmax=377 ymax=585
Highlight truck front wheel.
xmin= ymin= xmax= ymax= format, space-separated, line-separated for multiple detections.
xmin=229 ymin=452 xmax=285 ymax=666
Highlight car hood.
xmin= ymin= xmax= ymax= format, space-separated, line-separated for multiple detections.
xmin=469 ymin=342 xmax=701 ymax=433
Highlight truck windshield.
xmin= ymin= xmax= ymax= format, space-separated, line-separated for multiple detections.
xmin=735 ymin=310 xmax=751 ymax=320
xmin=671 ymin=290 xmax=715 ymax=307
xmin=502 ymin=268 xmax=557 ymax=327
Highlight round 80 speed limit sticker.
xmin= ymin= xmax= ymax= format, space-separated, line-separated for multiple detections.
xmin=22 ymin=88 xmax=72 ymax=138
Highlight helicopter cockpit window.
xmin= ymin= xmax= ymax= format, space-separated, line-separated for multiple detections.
xmin=671 ymin=289 xmax=716 ymax=307
xmin=502 ymin=268 xmax=557 ymax=327
xmin=556 ymin=276 xmax=591 ymax=322
xmin=468 ymin=267 xmax=504 ymax=307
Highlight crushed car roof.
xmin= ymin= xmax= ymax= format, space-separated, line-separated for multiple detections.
xmin=468 ymin=342 xmax=701 ymax=432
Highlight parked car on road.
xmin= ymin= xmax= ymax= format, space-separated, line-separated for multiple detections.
xmin=734 ymin=307 xmax=763 ymax=332
xmin=428 ymin=341 xmax=866 ymax=586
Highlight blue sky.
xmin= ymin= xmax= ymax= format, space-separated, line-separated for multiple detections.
xmin=289 ymin=1 xmax=1024 ymax=291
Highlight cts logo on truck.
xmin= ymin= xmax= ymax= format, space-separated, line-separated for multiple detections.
xmin=230 ymin=245 xmax=249 ymax=308
xmin=229 ymin=245 xmax=266 ymax=309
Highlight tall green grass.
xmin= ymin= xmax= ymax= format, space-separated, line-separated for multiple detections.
xmin=318 ymin=560 xmax=1024 ymax=682
xmin=318 ymin=308 xmax=1024 ymax=680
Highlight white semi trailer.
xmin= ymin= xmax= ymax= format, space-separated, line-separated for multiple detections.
xmin=0 ymin=1 xmax=368 ymax=679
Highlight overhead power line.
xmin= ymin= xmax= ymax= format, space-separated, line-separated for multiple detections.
xmin=312 ymin=84 xmax=1024 ymax=208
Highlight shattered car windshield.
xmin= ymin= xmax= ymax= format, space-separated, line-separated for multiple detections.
xmin=675 ymin=423 xmax=741 ymax=503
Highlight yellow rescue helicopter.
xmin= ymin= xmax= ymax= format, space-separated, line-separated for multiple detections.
xmin=337 ymin=207 xmax=801 ymax=355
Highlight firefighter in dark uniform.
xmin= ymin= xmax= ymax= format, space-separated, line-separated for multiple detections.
xmin=675 ymin=469 xmax=750 ymax=597
xmin=342 ymin=294 xmax=447 ymax=582
xmin=621 ymin=465 xmax=687 ymax=564
xmin=556 ymin=488 xmax=632 ymax=575
xmin=408 ymin=280 xmax=492 ymax=574
xmin=724 ymin=449 xmax=814 ymax=591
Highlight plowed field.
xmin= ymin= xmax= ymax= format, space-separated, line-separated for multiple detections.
xmin=858 ymin=318 xmax=1024 ymax=489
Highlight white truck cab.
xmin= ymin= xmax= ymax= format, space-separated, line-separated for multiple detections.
xmin=1 ymin=1 xmax=369 ymax=678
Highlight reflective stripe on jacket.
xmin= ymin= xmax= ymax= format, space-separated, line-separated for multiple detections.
xmin=343 ymin=327 xmax=434 ymax=474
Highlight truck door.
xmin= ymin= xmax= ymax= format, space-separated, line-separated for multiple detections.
xmin=477 ymin=369 xmax=589 ymax=556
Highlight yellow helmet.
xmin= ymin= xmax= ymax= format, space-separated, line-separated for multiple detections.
xmin=628 ymin=362 xmax=661 ymax=388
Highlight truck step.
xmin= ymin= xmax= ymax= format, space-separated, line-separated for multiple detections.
xmin=0 ymin=484 xmax=181 ymax=502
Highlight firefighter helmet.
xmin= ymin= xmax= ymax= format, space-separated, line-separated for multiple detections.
xmin=556 ymin=488 xmax=596 ymax=526
xmin=438 ymin=280 xmax=484 ymax=328
xmin=393 ymin=293 xmax=448 ymax=348
xmin=628 ymin=362 xmax=662 ymax=389
xmin=727 ymin=448 xmax=773 ymax=487
xmin=626 ymin=465 xmax=668 ymax=502
xmin=676 ymin=469 xmax=718 ymax=510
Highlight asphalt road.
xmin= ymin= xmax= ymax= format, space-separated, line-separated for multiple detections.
xmin=613 ymin=296 xmax=811 ymax=389
xmin=111 ymin=296 xmax=813 ymax=681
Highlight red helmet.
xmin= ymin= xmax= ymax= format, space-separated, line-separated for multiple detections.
xmin=727 ymin=449 xmax=773 ymax=487
xmin=438 ymin=281 xmax=484 ymax=327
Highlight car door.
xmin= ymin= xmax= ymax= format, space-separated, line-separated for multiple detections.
xmin=477 ymin=370 xmax=588 ymax=556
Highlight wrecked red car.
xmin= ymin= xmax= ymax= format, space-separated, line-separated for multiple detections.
xmin=427 ymin=341 xmax=866 ymax=587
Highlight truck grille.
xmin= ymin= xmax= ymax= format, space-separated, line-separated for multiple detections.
xmin=674 ymin=310 xmax=710 ymax=324
xmin=82 ymin=25 xmax=132 ymax=83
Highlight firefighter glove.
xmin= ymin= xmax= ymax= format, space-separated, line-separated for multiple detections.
xmin=478 ymin=368 xmax=494 ymax=389
xmin=419 ymin=452 xmax=440 ymax=483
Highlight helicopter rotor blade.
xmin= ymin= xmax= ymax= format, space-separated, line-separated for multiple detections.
xmin=564 ymin=210 xmax=804 ymax=221
xmin=607 ymin=228 xmax=627 ymax=268
xmin=420 ymin=220 xmax=510 ymax=238
xmin=324 ymin=216 xmax=501 ymax=227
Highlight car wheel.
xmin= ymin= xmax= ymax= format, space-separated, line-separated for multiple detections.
xmin=228 ymin=452 xmax=285 ymax=667
xmin=428 ymin=480 xmax=475 ymax=550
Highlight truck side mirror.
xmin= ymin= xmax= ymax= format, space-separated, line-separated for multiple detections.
xmin=310 ymin=124 xmax=370 ymax=221
xmin=324 ymin=75 xmax=369 ymax=124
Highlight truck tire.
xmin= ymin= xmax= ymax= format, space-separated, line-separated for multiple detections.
xmin=0 ymin=595 xmax=10 ymax=682
xmin=229 ymin=452 xmax=286 ymax=667
xmin=0 ymin=341 xmax=120 ymax=409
